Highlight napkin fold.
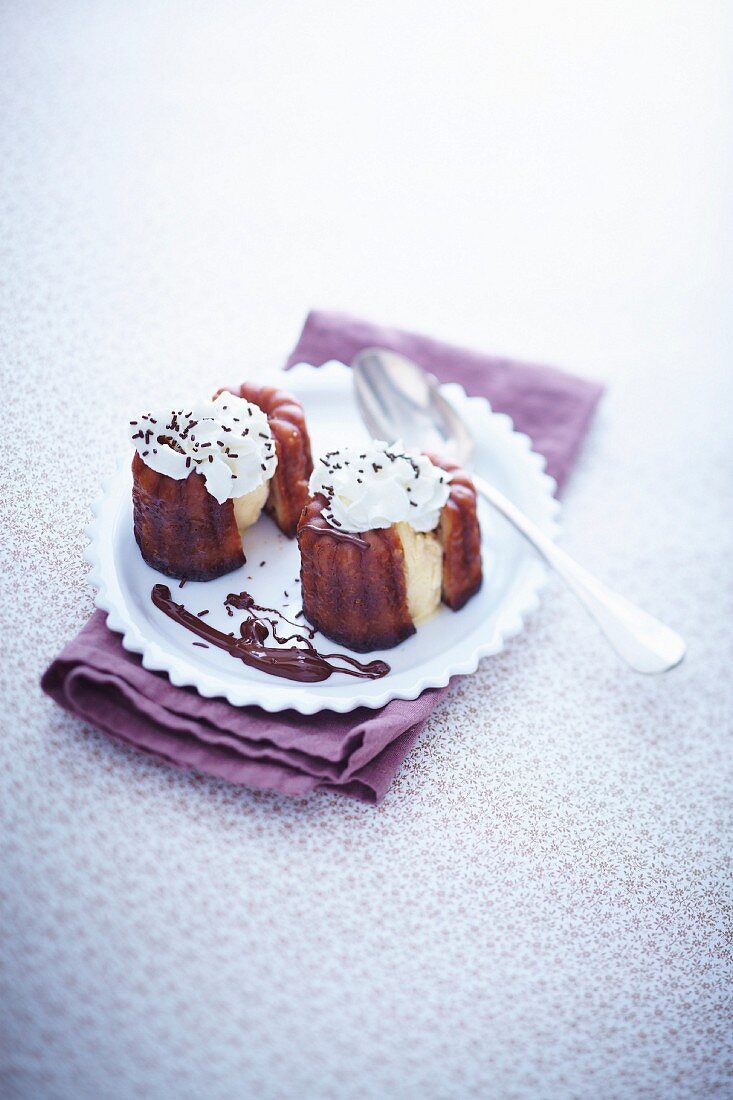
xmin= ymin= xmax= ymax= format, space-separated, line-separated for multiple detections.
xmin=42 ymin=311 xmax=603 ymax=803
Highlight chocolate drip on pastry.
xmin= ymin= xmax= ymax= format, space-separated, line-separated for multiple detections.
xmin=298 ymin=522 xmax=369 ymax=549
xmin=297 ymin=495 xmax=415 ymax=652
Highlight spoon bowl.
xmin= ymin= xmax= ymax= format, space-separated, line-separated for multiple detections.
xmin=352 ymin=348 xmax=474 ymax=465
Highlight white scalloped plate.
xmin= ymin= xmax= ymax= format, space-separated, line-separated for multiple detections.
xmin=86 ymin=362 xmax=560 ymax=713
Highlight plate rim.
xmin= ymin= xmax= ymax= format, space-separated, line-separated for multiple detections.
xmin=85 ymin=361 xmax=561 ymax=713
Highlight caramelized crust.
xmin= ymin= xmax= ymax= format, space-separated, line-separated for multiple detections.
xmin=298 ymin=495 xmax=415 ymax=652
xmin=215 ymin=382 xmax=313 ymax=537
xmin=431 ymin=457 xmax=483 ymax=610
xmin=132 ymin=452 xmax=244 ymax=581
xmin=298 ymin=460 xmax=482 ymax=651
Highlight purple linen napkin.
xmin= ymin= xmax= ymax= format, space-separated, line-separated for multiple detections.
xmin=42 ymin=312 xmax=603 ymax=803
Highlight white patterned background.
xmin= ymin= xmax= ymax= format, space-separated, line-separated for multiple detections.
xmin=1 ymin=2 xmax=731 ymax=1098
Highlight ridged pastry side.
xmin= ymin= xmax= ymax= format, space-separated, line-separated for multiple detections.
xmin=215 ymin=382 xmax=313 ymax=537
xmin=297 ymin=495 xmax=416 ymax=652
xmin=434 ymin=461 xmax=483 ymax=610
xmin=131 ymin=452 xmax=245 ymax=581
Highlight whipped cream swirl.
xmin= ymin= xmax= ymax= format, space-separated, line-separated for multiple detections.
xmin=309 ymin=441 xmax=450 ymax=533
xmin=129 ymin=392 xmax=277 ymax=504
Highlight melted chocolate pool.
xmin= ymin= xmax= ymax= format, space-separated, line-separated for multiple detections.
xmin=151 ymin=585 xmax=390 ymax=684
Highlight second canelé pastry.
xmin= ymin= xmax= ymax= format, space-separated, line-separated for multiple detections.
xmin=215 ymin=381 xmax=313 ymax=537
xmin=297 ymin=442 xmax=482 ymax=651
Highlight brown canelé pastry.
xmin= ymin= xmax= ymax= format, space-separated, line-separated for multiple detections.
xmin=298 ymin=443 xmax=482 ymax=652
xmin=132 ymin=452 xmax=247 ymax=581
xmin=431 ymin=457 xmax=483 ymax=611
xmin=298 ymin=494 xmax=416 ymax=651
xmin=130 ymin=384 xmax=312 ymax=581
xmin=215 ymin=382 xmax=313 ymax=537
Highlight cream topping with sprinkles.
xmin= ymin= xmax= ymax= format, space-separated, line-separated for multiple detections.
xmin=308 ymin=441 xmax=450 ymax=533
xmin=129 ymin=392 xmax=277 ymax=503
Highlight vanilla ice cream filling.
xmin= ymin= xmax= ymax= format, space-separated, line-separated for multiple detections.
xmin=233 ymin=480 xmax=270 ymax=535
xmin=395 ymin=521 xmax=443 ymax=623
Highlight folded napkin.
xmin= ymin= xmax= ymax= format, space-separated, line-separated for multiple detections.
xmin=42 ymin=312 xmax=603 ymax=803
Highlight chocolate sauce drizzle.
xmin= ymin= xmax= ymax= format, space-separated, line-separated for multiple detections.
xmin=224 ymin=591 xmax=316 ymax=641
xmin=151 ymin=585 xmax=389 ymax=683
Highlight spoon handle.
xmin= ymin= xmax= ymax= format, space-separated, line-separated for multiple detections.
xmin=472 ymin=474 xmax=685 ymax=673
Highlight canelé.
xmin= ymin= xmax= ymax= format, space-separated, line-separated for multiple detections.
xmin=297 ymin=443 xmax=482 ymax=651
xmin=131 ymin=383 xmax=312 ymax=581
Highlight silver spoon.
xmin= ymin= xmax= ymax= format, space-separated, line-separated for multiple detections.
xmin=352 ymin=347 xmax=685 ymax=674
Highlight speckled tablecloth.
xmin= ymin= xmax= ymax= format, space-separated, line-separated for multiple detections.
xmin=1 ymin=3 xmax=731 ymax=1099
